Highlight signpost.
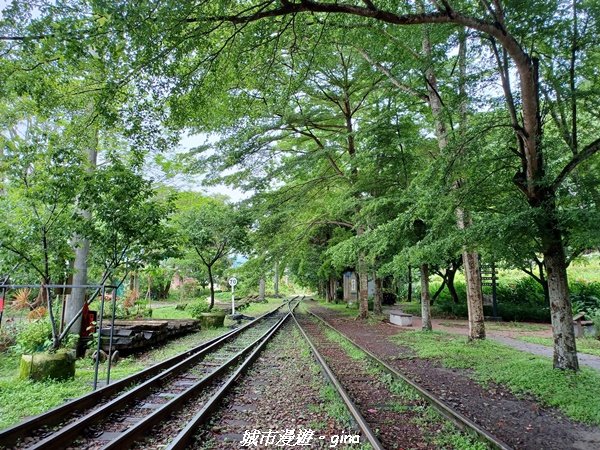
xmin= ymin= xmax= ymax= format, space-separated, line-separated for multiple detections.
xmin=228 ymin=277 xmax=238 ymax=315
xmin=480 ymin=260 xmax=500 ymax=320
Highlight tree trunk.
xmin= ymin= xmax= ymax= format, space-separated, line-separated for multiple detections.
xmin=207 ymin=264 xmax=215 ymax=309
xmin=420 ymin=264 xmax=432 ymax=331
xmin=65 ymin=127 xmax=98 ymax=335
xmin=331 ymin=277 xmax=336 ymax=302
xmin=537 ymin=259 xmax=550 ymax=305
xmin=162 ymin=281 xmax=171 ymax=300
xmin=374 ymin=274 xmax=383 ymax=314
xmin=134 ymin=272 xmax=140 ymax=294
xmin=462 ymin=248 xmax=486 ymax=340
xmin=258 ymin=277 xmax=266 ymax=301
xmin=146 ymin=275 xmax=152 ymax=300
xmin=357 ymin=248 xmax=369 ymax=319
xmin=456 ymin=207 xmax=486 ymax=340
xmin=407 ymin=265 xmax=413 ymax=302
xmin=542 ymin=217 xmax=579 ymax=370
xmin=447 ymin=266 xmax=460 ymax=304
xmin=431 ymin=272 xmax=447 ymax=305
xmin=273 ymin=261 xmax=280 ymax=297
xmin=355 ymin=222 xmax=369 ymax=318
xmin=358 ymin=265 xmax=369 ymax=319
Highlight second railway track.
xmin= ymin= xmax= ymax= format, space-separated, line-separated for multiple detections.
xmin=292 ymin=301 xmax=513 ymax=450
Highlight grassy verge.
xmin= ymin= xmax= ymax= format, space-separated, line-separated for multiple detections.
xmin=298 ymin=328 xmax=354 ymax=428
xmin=438 ymin=321 xmax=548 ymax=333
xmin=297 ymin=328 xmax=373 ymax=450
xmin=518 ymin=336 xmax=600 ymax=357
xmin=0 ymin=327 xmax=227 ymax=429
xmin=151 ymin=305 xmax=193 ymax=319
xmin=392 ymin=330 xmax=600 ymax=425
xmin=318 ymin=322 xmax=486 ymax=449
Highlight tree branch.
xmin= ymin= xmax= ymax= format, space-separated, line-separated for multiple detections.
xmin=355 ymin=46 xmax=429 ymax=101
xmin=552 ymin=137 xmax=600 ymax=191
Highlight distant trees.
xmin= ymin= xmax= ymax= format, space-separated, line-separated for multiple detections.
xmin=175 ymin=196 xmax=249 ymax=309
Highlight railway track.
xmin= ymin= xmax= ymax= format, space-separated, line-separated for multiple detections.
xmin=292 ymin=302 xmax=513 ymax=450
xmin=0 ymin=297 xmax=300 ymax=450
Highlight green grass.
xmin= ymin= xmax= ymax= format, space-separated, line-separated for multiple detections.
xmin=486 ymin=321 xmax=548 ymax=332
xmin=393 ymin=330 xmax=600 ymax=425
xmin=438 ymin=321 xmax=548 ymax=332
xmin=518 ymin=336 xmax=600 ymax=357
xmin=496 ymin=255 xmax=600 ymax=284
xmin=315 ymin=300 xmax=361 ymax=317
xmin=151 ymin=305 xmax=193 ymax=319
xmin=0 ymin=327 xmax=228 ymax=429
xmin=313 ymin=299 xmax=387 ymax=325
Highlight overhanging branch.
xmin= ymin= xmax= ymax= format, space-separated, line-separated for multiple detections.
xmin=552 ymin=136 xmax=600 ymax=191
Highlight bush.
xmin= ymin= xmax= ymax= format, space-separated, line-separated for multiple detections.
xmin=187 ymin=300 xmax=211 ymax=319
xmin=180 ymin=280 xmax=203 ymax=300
xmin=14 ymin=320 xmax=53 ymax=354
xmin=494 ymin=277 xmax=546 ymax=305
xmin=102 ymin=298 xmax=152 ymax=320
xmin=571 ymin=282 xmax=600 ymax=315
xmin=490 ymin=303 xmax=550 ymax=322
xmin=588 ymin=309 xmax=600 ymax=336
xmin=0 ymin=320 xmax=21 ymax=352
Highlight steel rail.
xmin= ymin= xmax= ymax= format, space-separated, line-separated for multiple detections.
xmin=103 ymin=303 xmax=296 ymax=450
xmin=305 ymin=306 xmax=513 ymax=450
xmin=28 ymin=302 xmax=292 ymax=450
xmin=0 ymin=298 xmax=295 ymax=448
xmin=143 ymin=299 xmax=300 ymax=450
xmin=290 ymin=302 xmax=385 ymax=450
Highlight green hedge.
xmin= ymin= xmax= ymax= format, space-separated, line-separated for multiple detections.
xmin=408 ymin=277 xmax=600 ymax=323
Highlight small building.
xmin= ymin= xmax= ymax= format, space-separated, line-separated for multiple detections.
xmin=343 ymin=271 xmax=358 ymax=303
xmin=342 ymin=270 xmax=375 ymax=303
xmin=573 ymin=312 xmax=597 ymax=338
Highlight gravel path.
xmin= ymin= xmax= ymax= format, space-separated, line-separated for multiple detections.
xmin=489 ymin=336 xmax=600 ymax=371
xmin=310 ymin=303 xmax=600 ymax=450
xmin=404 ymin=314 xmax=600 ymax=371
xmin=192 ymin=321 xmax=363 ymax=449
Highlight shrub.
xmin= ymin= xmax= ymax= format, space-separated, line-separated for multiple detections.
xmin=495 ymin=277 xmax=546 ymax=305
xmin=187 ymin=300 xmax=211 ymax=318
xmin=490 ymin=303 xmax=550 ymax=322
xmin=570 ymin=282 xmax=600 ymax=314
xmin=0 ymin=320 xmax=21 ymax=352
xmin=181 ymin=280 xmax=202 ymax=299
xmin=14 ymin=320 xmax=53 ymax=354
xmin=588 ymin=309 xmax=600 ymax=336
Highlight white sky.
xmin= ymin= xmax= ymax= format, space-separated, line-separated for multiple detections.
xmin=167 ymin=133 xmax=249 ymax=202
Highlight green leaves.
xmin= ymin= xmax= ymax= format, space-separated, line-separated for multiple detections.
xmin=78 ymin=157 xmax=177 ymax=276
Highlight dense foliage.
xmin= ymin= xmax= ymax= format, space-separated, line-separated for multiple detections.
xmin=1 ymin=0 xmax=599 ymax=369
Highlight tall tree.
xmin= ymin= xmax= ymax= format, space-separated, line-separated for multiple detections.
xmin=175 ymin=197 xmax=249 ymax=309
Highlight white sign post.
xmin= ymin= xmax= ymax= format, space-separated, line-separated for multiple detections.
xmin=228 ymin=277 xmax=238 ymax=315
